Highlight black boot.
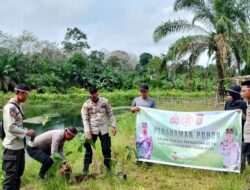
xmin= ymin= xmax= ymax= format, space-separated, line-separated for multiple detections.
xmin=83 ymin=164 xmax=89 ymax=174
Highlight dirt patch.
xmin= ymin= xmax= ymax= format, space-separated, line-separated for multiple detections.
xmin=73 ymin=174 xmax=98 ymax=183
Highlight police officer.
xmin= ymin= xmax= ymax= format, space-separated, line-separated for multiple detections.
xmin=220 ymin=128 xmax=240 ymax=169
xmin=81 ymin=86 xmax=116 ymax=173
xmin=2 ymin=84 xmax=36 ymax=190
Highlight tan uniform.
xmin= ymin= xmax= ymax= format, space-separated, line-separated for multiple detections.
xmin=2 ymin=98 xmax=27 ymax=150
xmin=81 ymin=97 xmax=116 ymax=135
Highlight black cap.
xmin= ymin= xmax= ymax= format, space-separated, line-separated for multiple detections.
xmin=226 ymin=128 xmax=233 ymax=133
xmin=140 ymin=84 xmax=149 ymax=91
xmin=226 ymin=84 xmax=241 ymax=101
xmin=88 ymin=86 xmax=98 ymax=94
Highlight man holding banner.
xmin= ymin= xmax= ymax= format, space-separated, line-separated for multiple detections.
xmin=241 ymin=81 xmax=250 ymax=166
xmin=131 ymin=84 xmax=156 ymax=166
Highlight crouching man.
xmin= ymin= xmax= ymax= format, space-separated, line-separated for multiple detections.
xmin=26 ymin=127 xmax=77 ymax=179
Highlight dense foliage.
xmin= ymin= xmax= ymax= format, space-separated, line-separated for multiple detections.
xmin=1 ymin=20 xmax=247 ymax=94
xmin=153 ymin=0 xmax=250 ymax=98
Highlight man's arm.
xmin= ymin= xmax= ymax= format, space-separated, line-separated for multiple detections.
xmin=4 ymin=107 xmax=27 ymax=139
xmin=51 ymin=135 xmax=65 ymax=161
xmin=236 ymin=142 xmax=241 ymax=164
xmin=81 ymin=104 xmax=91 ymax=134
xmin=105 ymin=100 xmax=116 ymax=127
xmin=58 ymin=144 xmax=66 ymax=162
xmin=131 ymin=98 xmax=139 ymax=112
xmin=151 ymin=100 xmax=156 ymax=108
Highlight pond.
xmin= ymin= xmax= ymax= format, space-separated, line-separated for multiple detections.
xmin=24 ymin=107 xmax=130 ymax=136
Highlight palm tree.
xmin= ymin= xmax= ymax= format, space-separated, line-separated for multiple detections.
xmin=153 ymin=0 xmax=250 ymax=100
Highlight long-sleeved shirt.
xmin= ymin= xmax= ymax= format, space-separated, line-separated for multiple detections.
xmin=244 ymin=102 xmax=250 ymax=143
xmin=2 ymin=98 xmax=27 ymax=150
xmin=81 ymin=97 xmax=116 ymax=135
xmin=28 ymin=129 xmax=66 ymax=161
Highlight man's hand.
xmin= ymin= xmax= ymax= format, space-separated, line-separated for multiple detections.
xmin=131 ymin=107 xmax=140 ymax=113
xmin=112 ymin=127 xmax=117 ymax=136
xmin=235 ymin=109 xmax=241 ymax=113
xmin=86 ymin=132 xmax=92 ymax=140
xmin=26 ymin=129 xmax=36 ymax=137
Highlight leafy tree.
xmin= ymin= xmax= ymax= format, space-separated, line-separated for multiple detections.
xmin=147 ymin=56 xmax=163 ymax=78
xmin=88 ymin=50 xmax=105 ymax=65
xmin=62 ymin=27 xmax=90 ymax=53
xmin=153 ymin=0 xmax=250 ymax=99
xmin=105 ymin=56 xmax=122 ymax=70
xmin=136 ymin=52 xmax=153 ymax=72
xmin=0 ymin=49 xmax=26 ymax=91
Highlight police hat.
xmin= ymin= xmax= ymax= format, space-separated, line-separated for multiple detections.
xmin=226 ymin=128 xmax=233 ymax=133
xmin=14 ymin=83 xmax=30 ymax=93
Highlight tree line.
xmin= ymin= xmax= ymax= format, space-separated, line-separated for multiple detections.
xmin=0 ymin=0 xmax=249 ymax=94
xmin=0 ymin=28 xmax=218 ymax=93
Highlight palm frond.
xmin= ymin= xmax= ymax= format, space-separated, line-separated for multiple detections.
xmin=174 ymin=0 xmax=205 ymax=11
xmin=192 ymin=9 xmax=215 ymax=27
xmin=165 ymin=35 xmax=209 ymax=61
xmin=215 ymin=16 xmax=236 ymax=37
xmin=188 ymin=43 xmax=208 ymax=66
xmin=153 ymin=20 xmax=209 ymax=43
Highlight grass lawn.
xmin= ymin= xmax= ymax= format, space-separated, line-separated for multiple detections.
xmin=1 ymin=106 xmax=249 ymax=190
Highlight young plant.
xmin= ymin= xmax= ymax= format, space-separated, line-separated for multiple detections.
xmin=77 ymin=133 xmax=96 ymax=153
xmin=48 ymin=151 xmax=73 ymax=176
xmin=110 ymin=145 xmax=137 ymax=180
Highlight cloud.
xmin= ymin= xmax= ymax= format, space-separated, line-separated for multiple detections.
xmin=0 ymin=0 xmax=94 ymax=42
xmin=0 ymin=0 xmax=195 ymax=56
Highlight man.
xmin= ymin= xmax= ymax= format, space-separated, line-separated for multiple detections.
xmin=131 ymin=84 xmax=156 ymax=113
xmin=81 ymin=86 xmax=116 ymax=173
xmin=26 ymin=127 xmax=78 ymax=179
xmin=2 ymin=83 xmax=36 ymax=190
xmin=131 ymin=84 xmax=156 ymax=166
xmin=241 ymin=80 xmax=250 ymax=165
xmin=220 ymin=128 xmax=240 ymax=169
xmin=136 ymin=122 xmax=153 ymax=159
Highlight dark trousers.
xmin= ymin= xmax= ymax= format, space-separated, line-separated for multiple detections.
xmin=26 ymin=146 xmax=54 ymax=177
xmin=2 ymin=148 xmax=25 ymax=190
xmin=83 ymin=133 xmax=111 ymax=170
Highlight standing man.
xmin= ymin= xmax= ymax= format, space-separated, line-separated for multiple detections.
xmin=220 ymin=128 xmax=240 ymax=169
xmin=131 ymin=84 xmax=156 ymax=112
xmin=2 ymin=83 xmax=36 ymax=190
xmin=131 ymin=84 xmax=156 ymax=166
xmin=26 ymin=127 xmax=78 ymax=179
xmin=81 ymin=86 xmax=117 ymax=173
xmin=241 ymin=81 xmax=250 ymax=166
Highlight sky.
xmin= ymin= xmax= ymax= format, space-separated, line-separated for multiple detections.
xmin=0 ymin=0 xmax=194 ymax=57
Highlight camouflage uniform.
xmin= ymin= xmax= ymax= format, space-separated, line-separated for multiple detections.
xmin=81 ymin=97 xmax=116 ymax=171
xmin=220 ymin=139 xmax=240 ymax=168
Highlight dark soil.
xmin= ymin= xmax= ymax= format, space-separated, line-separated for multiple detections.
xmin=73 ymin=174 xmax=98 ymax=183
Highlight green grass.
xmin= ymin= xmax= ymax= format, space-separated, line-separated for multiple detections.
xmin=1 ymin=111 xmax=249 ymax=190
xmin=0 ymin=89 xmax=216 ymax=119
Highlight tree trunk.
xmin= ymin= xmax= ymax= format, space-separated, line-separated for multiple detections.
xmin=215 ymin=51 xmax=225 ymax=105
xmin=214 ymin=34 xmax=227 ymax=105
